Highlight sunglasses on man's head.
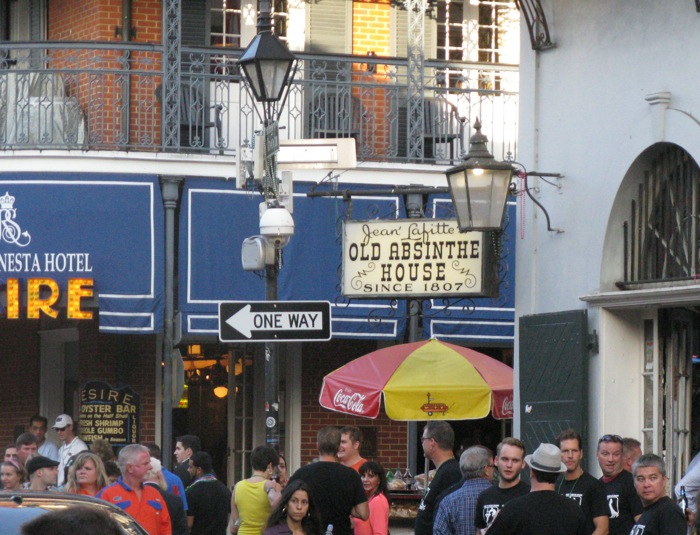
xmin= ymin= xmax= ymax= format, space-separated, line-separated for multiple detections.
xmin=598 ymin=434 xmax=622 ymax=444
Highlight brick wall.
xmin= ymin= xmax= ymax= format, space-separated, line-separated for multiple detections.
xmin=48 ymin=0 xmax=163 ymax=149
xmin=49 ymin=0 xmax=162 ymax=43
xmin=0 ymin=321 xmax=40 ymax=447
xmin=0 ymin=319 xmax=159 ymax=448
xmin=352 ymin=2 xmax=393 ymax=162
xmin=301 ymin=339 xmax=409 ymax=471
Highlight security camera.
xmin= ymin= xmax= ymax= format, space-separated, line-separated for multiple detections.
xmin=259 ymin=206 xmax=294 ymax=248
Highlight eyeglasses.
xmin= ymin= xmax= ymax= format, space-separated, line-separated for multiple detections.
xmin=598 ymin=434 xmax=622 ymax=444
xmin=421 ymin=436 xmax=433 ymax=442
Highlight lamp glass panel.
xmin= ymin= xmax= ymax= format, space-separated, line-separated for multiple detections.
xmin=447 ymin=168 xmax=471 ymax=231
xmin=466 ymin=168 xmax=511 ymax=229
xmin=241 ymin=62 xmax=264 ymax=101
xmin=259 ymin=60 xmax=291 ymax=101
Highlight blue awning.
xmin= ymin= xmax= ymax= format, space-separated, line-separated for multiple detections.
xmin=179 ymin=180 xmax=515 ymax=344
xmin=179 ymin=179 xmax=407 ymax=340
xmin=422 ymin=197 xmax=516 ymax=345
xmin=0 ymin=173 xmax=164 ymax=333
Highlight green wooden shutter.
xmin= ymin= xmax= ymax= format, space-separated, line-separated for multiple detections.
xmin=29 ymin=0 xmax=44 ymax=40
xmin=307 ymin=0 xmax=351 ymax=55
xmin=0 ymin=2 xmax=8 ymax=41
xmin=182 ymin=0 xmax=208 ymax=46
xmin=519 ymin=310 xmax=589 ymax=455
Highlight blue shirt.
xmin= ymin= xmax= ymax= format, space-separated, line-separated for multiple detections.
xmin=163 ymin=467 xmax=188 ymax=511
xmin=434 ymin=478 xmax=492 ymax=535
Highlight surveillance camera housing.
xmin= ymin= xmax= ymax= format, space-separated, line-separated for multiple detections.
xmin=259 ymin=206 xmax=294 ymax=248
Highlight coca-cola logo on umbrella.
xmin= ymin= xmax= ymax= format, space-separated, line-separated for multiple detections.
xmin=333 ymin=389 xmax=367 ymax=414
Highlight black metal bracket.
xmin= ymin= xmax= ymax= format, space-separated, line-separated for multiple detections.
xmin=114 ymin=25 xmax=137 ymax=39
xmin=515 ymin=0 xmax=555 ymax=50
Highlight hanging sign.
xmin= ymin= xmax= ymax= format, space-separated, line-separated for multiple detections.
xmin=342 ymin=219 xmax=499 ymax=298
xmin=79 ymin=381 xmax=140 ymax=445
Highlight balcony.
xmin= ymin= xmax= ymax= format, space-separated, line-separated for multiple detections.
xmin=0 ymin=42 xmax=518 ymax=165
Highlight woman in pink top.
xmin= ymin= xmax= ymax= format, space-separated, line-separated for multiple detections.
xmin=354 ymin=461 xmax=389 ymax=535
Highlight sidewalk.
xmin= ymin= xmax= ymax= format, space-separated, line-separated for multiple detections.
xmin=389 ymin=518 xmax=414 ymax=535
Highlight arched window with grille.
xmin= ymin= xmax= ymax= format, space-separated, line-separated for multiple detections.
xmin=621 ymin=144 xmax=700 ymax=285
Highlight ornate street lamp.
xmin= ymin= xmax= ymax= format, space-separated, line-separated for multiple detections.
xmin=237 ymin=10 xmax=297 ymax=450
xmin=238 ymin=30 xmax=296 ymax=126
xmin=445 ymin=119 xmax=515 ymax=232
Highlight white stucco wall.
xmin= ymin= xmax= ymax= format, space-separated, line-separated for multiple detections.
xmin=514 ymin=0 xmax=700 ymax=458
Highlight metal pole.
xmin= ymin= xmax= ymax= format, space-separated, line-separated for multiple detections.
xmin=257 ymin=0 xmax=273 ymax=33
xmin=265 ymin=257 xmax=280 ymax=447
xmin=405 ymin=193 xmax=423 ymax=476
xmin=160 ymin=175 xmax=183 ymax=470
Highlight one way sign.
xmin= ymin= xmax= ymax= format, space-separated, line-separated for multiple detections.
xmin=218 ymin=301 xmax=332 ymax=342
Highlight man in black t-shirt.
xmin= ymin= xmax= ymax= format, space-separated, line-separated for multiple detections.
xmin=415 ymin=421 xmax=462 ymax=535
xmin=555 ymin=429 xmax=609 ymax=535
xmin=596 ymin=434 xmax=643 ymax=535
xmin=488 ymin=443 xmax=586 ymax=535
xmin=475 ymin=437 xmax=529 ymax=534
xmin=185 ymin=451 xmax=232 ymax=535
xmin=629 ymin=453 xmax=685 ymax=534
xmin=288 ymin=427 xmax=368 ymax=535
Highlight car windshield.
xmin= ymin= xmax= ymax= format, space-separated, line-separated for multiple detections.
xmin=2 ymin=508 xmax=46 ymax=534
xmin=0 ymin=493 xmax=148 ymax=535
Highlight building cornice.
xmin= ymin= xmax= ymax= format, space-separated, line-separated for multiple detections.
xmin=581 ymin=283 xmax=700 ymax=309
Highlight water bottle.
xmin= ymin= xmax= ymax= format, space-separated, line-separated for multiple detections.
xmin=325 ymin=524 xmax=333 ymax=535
xmin=394 ymin=468 xmax=402 ymax=481
xmin=679 ymin=485 xmax=689 ymax=517
xmin=403 ymin=467 xmax=413 ymax=489
xmin=386 ymin=469 xmax=394 ymax=483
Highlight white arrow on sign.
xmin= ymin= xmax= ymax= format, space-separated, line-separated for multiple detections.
xmin=225 ymin=304 xmax=323 ymax=339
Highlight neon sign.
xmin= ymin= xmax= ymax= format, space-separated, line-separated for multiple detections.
xmin=3 ymin=278 xmax=94 ymax=319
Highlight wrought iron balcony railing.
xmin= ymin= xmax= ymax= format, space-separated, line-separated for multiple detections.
xmin=0 ymin=42 xmax=518 ymax=165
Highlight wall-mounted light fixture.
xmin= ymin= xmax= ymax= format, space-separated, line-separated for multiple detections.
xmin=445 ymin=119 xmax=514 ymax=232
xmin=445 ymin=119 xmax=563 ymax=233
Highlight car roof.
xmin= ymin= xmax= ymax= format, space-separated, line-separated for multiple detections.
xmin=0 ymin=491 xmax=149 ymax=535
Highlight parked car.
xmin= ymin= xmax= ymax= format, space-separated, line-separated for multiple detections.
xmin=0 ymin=491 xmax=148 ymax=535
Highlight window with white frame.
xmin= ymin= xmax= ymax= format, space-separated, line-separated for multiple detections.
xmin=436 ymin=0 xmax=518 ymax=64
xmin=210 ymin=0 xmax=288 ymax=48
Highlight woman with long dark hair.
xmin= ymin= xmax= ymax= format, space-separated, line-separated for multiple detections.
xmin=265 ymin=480 xmax=323 ymax=535
xmin=354 ymin=461 xmax=389 ymax=535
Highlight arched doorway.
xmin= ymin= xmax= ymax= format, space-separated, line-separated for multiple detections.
xmin=599 ymin=142 xmax=700 ymax=483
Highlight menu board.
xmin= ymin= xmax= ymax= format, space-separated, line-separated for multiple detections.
xmin=79 ymin=381 xmax=140 ymax=445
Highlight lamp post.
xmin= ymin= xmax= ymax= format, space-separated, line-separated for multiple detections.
xmin=237 ymin=3 xmax=296 ymax=449
xmin=445 ymin=119 xmax=514 ymax=232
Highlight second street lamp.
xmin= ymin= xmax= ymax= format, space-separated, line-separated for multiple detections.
xmin=237 ymin=19 xmax=297 ymax=449
xmin=445 ymin=118 xmax=514 ymax=232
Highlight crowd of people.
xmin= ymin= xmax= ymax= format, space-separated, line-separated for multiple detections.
xmin=417 ymin=422 xmax=689 ymax=535
xmin=2 ymin=414 xmax=696 ymax=535
xmin=1 ymin=417 xmax=388 ymax=535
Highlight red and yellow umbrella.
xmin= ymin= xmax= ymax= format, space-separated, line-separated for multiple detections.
xmin=319 ymin=338 xmax=513 ymax=421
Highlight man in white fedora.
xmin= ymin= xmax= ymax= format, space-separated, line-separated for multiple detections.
xmin=488 ymin=443 xmax=587 ymax=535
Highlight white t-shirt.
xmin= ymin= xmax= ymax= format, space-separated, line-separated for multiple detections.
xmin=57 ymin=436 xmax=88 ymax=486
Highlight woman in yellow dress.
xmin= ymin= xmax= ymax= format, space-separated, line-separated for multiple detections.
xmin=230 ymin=446 xmax=283 ymax=535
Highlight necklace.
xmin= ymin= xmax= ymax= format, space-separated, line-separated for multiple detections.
xmin=557 ymin=474 xmax=581 ymax=496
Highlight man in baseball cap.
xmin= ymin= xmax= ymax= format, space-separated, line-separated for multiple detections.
xmin=26 ymin=455 xmax=59 ymax=491
xmin=53 ymin=413 xmax=87 ymax=486
xmin=488 ymin=443 xmax=587 ymax=535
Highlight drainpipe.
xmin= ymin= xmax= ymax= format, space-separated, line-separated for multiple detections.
xmin=404 ymin=192 xmax=424 ymax=477
xmin=160 ymin=176 xmax=183 ymax=470
xmin=119 ymin=0 xmax=133 ymax=148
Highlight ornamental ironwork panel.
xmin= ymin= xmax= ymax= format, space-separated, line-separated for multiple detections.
xmin=622 ymin=145 xmax=700 ymax=284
